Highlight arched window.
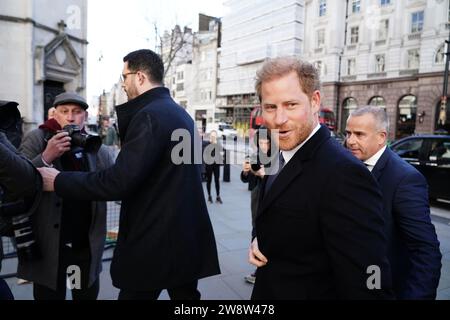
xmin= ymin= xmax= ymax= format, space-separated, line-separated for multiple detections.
xmin=435 ymin=45 xmax=445 ymax=64
xmin=314 ymin=61 xmax=326 ymax=76
xmin=435 ymin=97 xmax=450 ymax=134
xmin=368 ymin=96 xmax=386 ymax=108
xmin=341 ymin=97 xmax=358 ymax=133
xmin=396 ymin=95 xmax=417 ymax=139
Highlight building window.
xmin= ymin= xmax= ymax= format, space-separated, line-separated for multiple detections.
xmin=435 ymin=45 xmax=445 ymax=64
xmin=319 ymin=0 xmax=327 ymax=17
xmin=369 ymin=96 xmax=386 ymax=108
xmin=314 ymin=61 xmax=324 ymax=76
xmin=380 ymin=0 xmax=391 ymax=6
xmin=341 ymin=97 xmax=358 ymax=133
xmin=435 ymin=98 xmax=450 ymax=134
xmin=397 ymin=95 xmax=417 ymax=139
xmin=352 ymin=0 xmax=361 ymax=13
xmin=350 ymin=26 xmax=359 ymax=44
xmin=378 ymin=19 xmax=389 ymax=40
xmin=375 ymin=54 xmax=385 ymax=73
xmin=316 ymin=29 xmax=325 ymax=48
xmin=448 ymin=1 xmax=450 ymax=24
xmin=411 ymin=11 xmax=424 ymax=33
xmin=408 ymin=49 xmax=420 ymax=69
xmin=177 ymin=71 xmax=184 ymax=80
xmin=176 ymin=83 xmax=184 ymax=91
xmin=347 ymin=58 xmax=356 ymax=75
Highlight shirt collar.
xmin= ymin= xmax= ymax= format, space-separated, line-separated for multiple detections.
xmin=364 ymin=145 xmax=387 ymax=171
xmin=282 ymin=123 xmax=321 ymax=165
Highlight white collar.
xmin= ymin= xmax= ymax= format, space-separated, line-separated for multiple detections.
xmin=282 ymin=123 xmax=321 ymax=165
xmin=364 ymin=145 xmax=387 ymax=171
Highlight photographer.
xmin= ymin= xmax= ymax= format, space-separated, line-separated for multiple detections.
xmin=18 ymin=92 xmax=114 ymax=300
xmin=240 ymin=126 xmax=271 ymax=284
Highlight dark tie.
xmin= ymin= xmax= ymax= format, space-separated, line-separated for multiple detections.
xmin=364 ymin=162 xmax=373 ymax=171
xmin=264 ymin=152 xmax=285 ymax=196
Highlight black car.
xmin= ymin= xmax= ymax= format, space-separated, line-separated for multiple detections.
xmin=390 ymin=135 xmax=450 ymax=201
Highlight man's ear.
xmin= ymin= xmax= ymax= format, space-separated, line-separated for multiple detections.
xmin=378 ymin=130 xmax=387 ymax=146
xmin=138 ymin=71 xmax=147 ymax=85
xmin=311 ymin=90 xmax=321 ymax=114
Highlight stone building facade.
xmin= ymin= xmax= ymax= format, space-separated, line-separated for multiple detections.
xmin=0 ymin=0 xmax=88 ymax=132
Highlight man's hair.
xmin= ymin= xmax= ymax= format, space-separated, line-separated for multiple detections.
xmin=123 ymin=49 xmax=164 ymax=84
xmin=350 ymin=105 xmax=390 ymax=133
xmin=255 ymin=56 xmax=321 ymax=100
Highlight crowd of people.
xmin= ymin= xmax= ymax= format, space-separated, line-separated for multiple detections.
xmin=0 ymin=51 xmax=444 ymax=300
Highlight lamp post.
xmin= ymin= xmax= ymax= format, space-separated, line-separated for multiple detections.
xmin=438 ymin=31 xmax=450 ymax=131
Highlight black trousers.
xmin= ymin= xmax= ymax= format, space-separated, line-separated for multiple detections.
xmin=206 ymin=165 xmax=220 ymax=197
xmin=33 ymin=244 xmax=99 ymax=300
xmin=118 ymin=280 xmax=200 ymax=300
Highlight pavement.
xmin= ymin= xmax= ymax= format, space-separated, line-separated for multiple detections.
xmin=2 ymin=163 xmax=450 ymax=300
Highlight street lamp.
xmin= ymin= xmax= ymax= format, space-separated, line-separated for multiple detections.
xmin=439 ymin=32 xmax=450 ymax=129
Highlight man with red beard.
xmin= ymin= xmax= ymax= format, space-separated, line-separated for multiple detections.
xmin=248 ymin=57 xmax=393 ymax=299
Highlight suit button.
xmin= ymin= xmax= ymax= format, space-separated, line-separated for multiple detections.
xmin=55 ymin=202 xmax=61 ymax=207
xmin=54 ymin=224 xmax=59 ymax=229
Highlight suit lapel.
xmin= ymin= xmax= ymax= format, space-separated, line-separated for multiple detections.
xmin=259 ymin=157 xmax=304 ymax=214
xmin=371 ymin=147 xmax=390 ymax=182
xmin=257 ymin=125 xmax=330 ymax=217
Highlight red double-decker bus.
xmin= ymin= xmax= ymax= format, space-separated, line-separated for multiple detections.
xmin=249 ymin=106 xmax=264 ymax=142
xmin=319 ymin=107 xmax=336 ymax=131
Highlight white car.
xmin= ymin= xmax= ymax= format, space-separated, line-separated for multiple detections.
xmin=206 ymin=122 xmax=238 ymax=140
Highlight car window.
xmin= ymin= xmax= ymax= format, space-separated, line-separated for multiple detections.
xmin=391 ymin=138 xmax=423 ymax=160
xmin=429 ymin=140 xmax=450 ymax=162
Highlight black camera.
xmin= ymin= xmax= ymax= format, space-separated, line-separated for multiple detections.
xmin=62 ymin=124 xmax=102 ymax=153
xmin=0 ymin=192 xmax=41 ymax=262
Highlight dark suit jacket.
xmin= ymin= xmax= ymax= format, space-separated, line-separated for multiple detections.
xmin=252 ymin=125 xmax=393 ymax=300
xmin=371 ymin=147 xmax=441 ymax=299
xmin=54 ymin=87 xmax=220 ymax=291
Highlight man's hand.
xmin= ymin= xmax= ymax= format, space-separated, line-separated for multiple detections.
xmin=254 ymin=166 xmax=265 ymax=178
xmin=249 ymin=237 xmax=268 ymax=267
xmin=37 ymin=167 xmax=60 ymax=192
xmin=242 ymin=160 xmax=251 ymax=174
xmin=42 ymin=132 xmax=71 ymax=164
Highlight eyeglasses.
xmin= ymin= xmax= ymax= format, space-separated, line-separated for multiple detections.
xmin=120 ymin=72 xmax=137 ymax=82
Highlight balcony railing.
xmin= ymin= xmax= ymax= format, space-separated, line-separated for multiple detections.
xmin=399 ymin=69 xmax=419 ymax=76
xmin=367 ymin=72 xmax=387 ymax=79
xmin=408 ymin=33 xmax=421 ymax=41
xmin=342 ymin=75 xmax=357 ymax=81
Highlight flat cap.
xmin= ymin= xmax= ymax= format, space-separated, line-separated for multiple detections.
xmin=53 ymin=92 xmax=89 ymax=110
